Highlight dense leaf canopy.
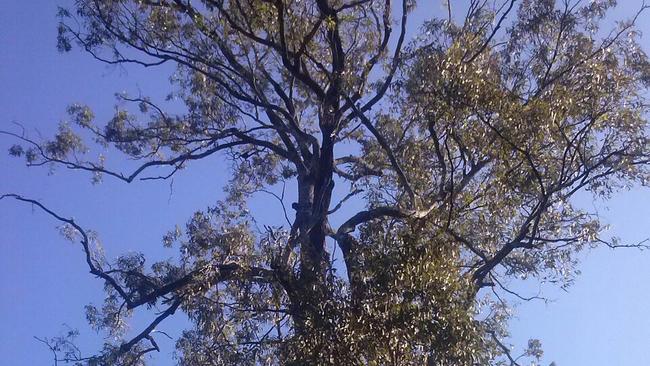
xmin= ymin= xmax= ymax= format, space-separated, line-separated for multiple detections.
xmin=2 ymin=0 xmax=649 ymax=365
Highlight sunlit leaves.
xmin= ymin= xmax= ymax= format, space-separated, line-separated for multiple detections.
xmin=7 ymin=0 xmax=649 ymax=365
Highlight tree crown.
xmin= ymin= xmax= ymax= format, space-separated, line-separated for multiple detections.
xmin=3 ymin=0 xmax=649 ymax=364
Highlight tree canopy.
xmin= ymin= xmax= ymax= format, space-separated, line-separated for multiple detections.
xmin=2 ymin=0 xmax=650 ymax=365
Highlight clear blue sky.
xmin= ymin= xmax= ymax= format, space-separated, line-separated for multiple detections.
xmin=1 ymin=1 xmax=649 ymax=365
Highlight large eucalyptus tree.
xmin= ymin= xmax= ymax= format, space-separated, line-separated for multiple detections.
xmin=3 ymin=0 xmax=649 ymax=364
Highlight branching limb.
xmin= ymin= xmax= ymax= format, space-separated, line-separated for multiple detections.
xmin=488 ymin=331 xmax=523 ymax=366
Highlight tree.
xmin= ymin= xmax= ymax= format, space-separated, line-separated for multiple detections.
xmin=2 ymin=0 xmax=649 ymax=364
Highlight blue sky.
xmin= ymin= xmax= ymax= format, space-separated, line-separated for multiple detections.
xmin=1 ymin=1 xmax=649 ymax=365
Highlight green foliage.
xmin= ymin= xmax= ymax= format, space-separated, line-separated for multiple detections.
xmin=4 ymin=0 xmax=649 ymax=365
